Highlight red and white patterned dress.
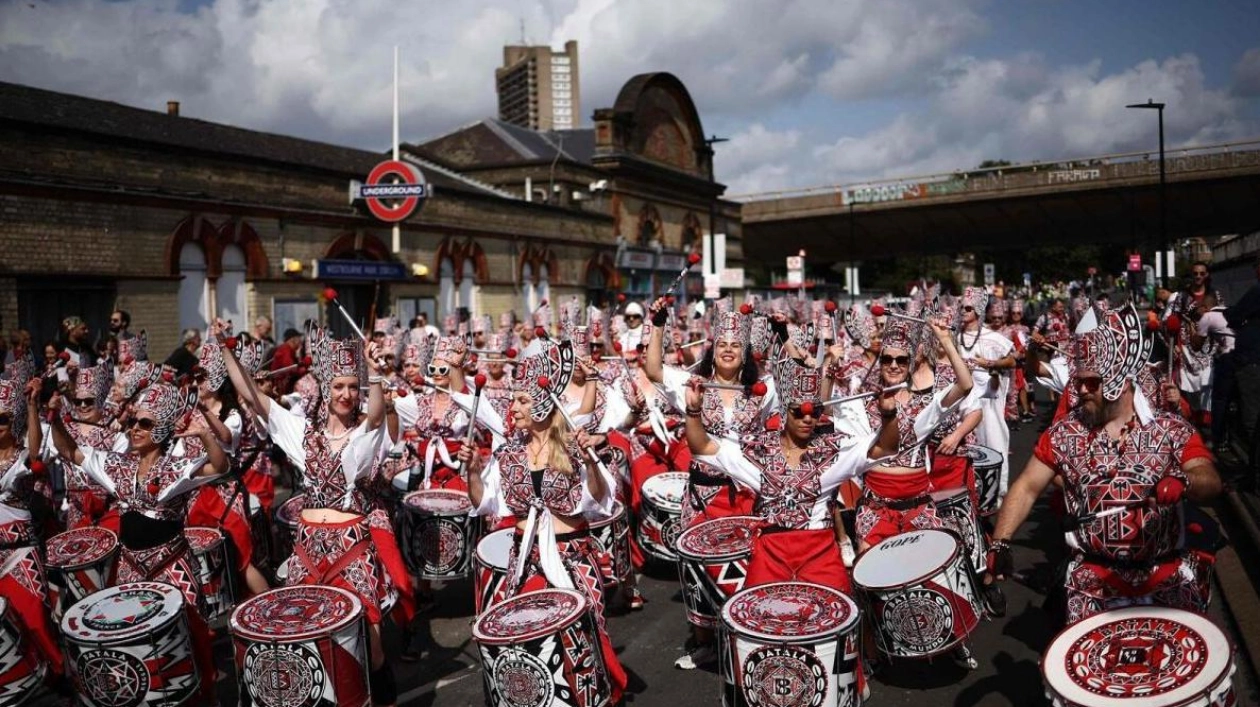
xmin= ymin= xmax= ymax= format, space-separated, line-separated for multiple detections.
xmin=0 ymin=450 xmax=64 ymax=675
xmin=1034 ymin=410 xmax=1214 ymax=623
xmin=62 ymin=418 xmax=122 ymax=530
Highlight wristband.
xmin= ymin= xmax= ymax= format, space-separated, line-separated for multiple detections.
xmin=685 ymin=407 xmax=702 ymax=418
xmin=367 ymin=375 xmax=387 ymax=385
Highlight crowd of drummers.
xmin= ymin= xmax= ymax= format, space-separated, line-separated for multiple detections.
xmin=0 ymin=266 xmax=1238 ymax=707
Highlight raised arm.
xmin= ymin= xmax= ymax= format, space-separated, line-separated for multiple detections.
xmin=48 ymin=401 xmax=85 ymax=467
xmin=683 ymin=381 xmax=718 ymax=456
xmin=217 ymin=318 xmax=272 ymax=424
xmin=934 ymin=321 xmax=974 ymax=407
xmin=643 ymin=297 xmax=669 ymax=384
xmin=364 ymin=341 xmax=387 ymax=430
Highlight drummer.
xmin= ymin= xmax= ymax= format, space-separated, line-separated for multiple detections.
xmin=219 ymin=321 xmax=412 ymax=707
xmin=48 ymin=375 xmax=230 ymax=703
xmin=854 ymin=316 xmax=972 ymax=551
xmin=462 ymin=336 xmax=629 ymax=702
xmin=59 ymin=362 xmax=124 ymax=531
xmin=988 ymin=304 xmax=1223 ymax=625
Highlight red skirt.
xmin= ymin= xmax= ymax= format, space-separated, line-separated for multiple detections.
xmin=187 ymin=484 xmax=254 ymax=575
xmin=745 ymin=527 xmax=851 ymax=595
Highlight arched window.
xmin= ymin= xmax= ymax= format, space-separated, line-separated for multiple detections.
xmin=218 ymin=245 xmax=247 ymax=331
xmin=459 ymin=259 xmax=476 ymax=316
xmin=178 ymin=242 xmax=209 ymax=332
xmin=439 ymin=258 xmax=457 ymax=318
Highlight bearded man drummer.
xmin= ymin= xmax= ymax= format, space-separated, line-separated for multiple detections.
xmin=987 ymin=304 xmax=1223 ymax=624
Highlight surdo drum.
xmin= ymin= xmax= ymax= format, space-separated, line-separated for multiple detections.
xmin=44 ymin=526 xmax=118 ymax=624
xmin=273 ymin=493 xmax=304 ymax=568
xmin=638 ymin=472 xmax=687 ymax=562
xmin=674 ymin=515 xmax=758 ymax=629
xmin=61 ymin=581 xmax=200 ymax=706
xmin=962 ymin=445 xmax=1003 ymax=516
xmin=401 ymin=489 xmax=476 ymax=580
xmin=474 ymin=528 xmax=515 ymax=615
xmin=0 ymin=596 xmax=48 ymax=704
xmin=590 ymin=500 xmax=632 ymax=587
xmin=720 ymin=581 xmax=861 ymax=707
xmin=230 ymin=584 xmax=370 ymax=707
xmin=929 ymin=487 xmax=987 ymax=574
xmin=473 ymin=588 xmax=611 ymax=707
xmin=185 ymin=526 xmax=236 ymax=626
xmin=1042 ymin=606 xmax=1236 ymax=707
xmin=852 ymin=529 xmax=982 ymax=659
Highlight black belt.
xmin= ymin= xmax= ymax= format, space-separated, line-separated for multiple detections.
xmin=862 ymin=493 xmax=931 ymax=511
xmin=688 ymin=469 xmax=731 ymax=487
xmin=119 ymin=511 xmax=182 ymax=551
xmin=1079 ymin=552 xmax=1177 ymax=570
xmin=513 ymin=526 xmax=591 ymax=542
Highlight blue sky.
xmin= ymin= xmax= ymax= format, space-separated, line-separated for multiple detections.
xmin=2 ymin=0 xmax=1257 ymax=194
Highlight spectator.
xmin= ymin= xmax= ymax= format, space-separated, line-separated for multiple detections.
xmin=271 ymin=328 xmax=304 ymax=394
xmin=415 ymin=312 xmax=440 ymax=339
xmin=1191 ymin=294 xmax=1234 ymax=449
xmin=1225 ymin=256 xmax=1260 ymax=478
xmin=181 ymin=328 xmax=202 ymax=355
xmin=60 ymin=316 xmax=95 ymax=367
xmin=110 ymin=309 xmax=134 ymax=340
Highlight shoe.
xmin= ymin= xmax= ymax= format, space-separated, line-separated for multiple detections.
xmin=627 ymin=588 xmax=646 ymax=610
xmin=674 ymin=643 xmax=718 ymax=670
xmin=983 ymin=583 xmax=1007 ymax=617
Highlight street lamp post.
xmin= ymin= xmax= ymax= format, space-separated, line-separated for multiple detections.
xmin=1126 ymin=99 xmax=1167 ymax=286
xmin=703 ymin=135 xmax=729 ymax=297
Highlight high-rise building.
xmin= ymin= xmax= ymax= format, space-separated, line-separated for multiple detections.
xmin=495 ymin=40 xmax=580 ymax=131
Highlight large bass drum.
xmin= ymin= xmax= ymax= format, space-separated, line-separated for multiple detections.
xmin=1041 ymin=606 xmax=1236 ymax=707
xmin=0 ymin=596 xmax=47 ymax=705
xmin=400 ymin=489 xmax=476 ymax=580
xmin=473 ymin=528 xmax=515 ymax=615
xmin=674 ymin=515 xmax=757 ymax=629
xmin=44 ymin=526 xmax=118 ymax=625
xmin=638 ymin=472 xmax=687 ymax=562
xmin=590 ymin=500 xmax=632 ymax=588
xmin=230 ymin=584 xmax=370 ymax=707
xmin=962 ymin=445 xmax=1003 ymax=516
xmin=61 ymin=581 xmax=200 ymax=706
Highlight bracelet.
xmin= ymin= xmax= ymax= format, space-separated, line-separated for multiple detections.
xmin=685 ymin=407 xmax=702 ymax=418
xmin=367 ymin=375 xmax=387 ymax=385
xmin=990 ymin=539 xmax=1011 ymax=551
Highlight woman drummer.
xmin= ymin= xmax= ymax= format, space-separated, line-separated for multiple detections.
xmin=462 ymin=337 xmax=629 ymax=702
xmin=60 ymin=362 xmax=124 ymax=531
xmin=854 ymin=316 xmax=973 ymax=552
xmin=219 ymin=321 xmax=411 ymax=707
xmin=644 ymin=298 xmax=776 ymax=669
xmin=49 ymin=375 xmax=229 ymax=704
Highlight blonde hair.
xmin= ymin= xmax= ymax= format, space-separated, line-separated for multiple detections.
xmin=543 ymin=411 xmax=575 ymax=475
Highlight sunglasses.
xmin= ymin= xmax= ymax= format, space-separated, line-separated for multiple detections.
xmin=427 ymin=364 xmax=450 ymax=376
xmin=126 ymin=418 xmax=157 ymax=431
xmin=788 ymin=405 xmax=821 ymax=419
xmin=0 ymin=414 xmax=11 ymax=426
xmin=1192 ymin=271 xmax=1208 ymax=277
xmin=1074 ymin=377 xmax=1102 ymax=393
xmin=625 ymin=314 xmax=642 ymax=320
xmin=73 ymin=398 xmax=96 ymax=408
xmin=880 ymin=354 xmax=911 ymax=366
xmin=962 ymin=306 xmax=975 ymax=313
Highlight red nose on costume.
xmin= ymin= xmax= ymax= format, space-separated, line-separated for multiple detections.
xmin=751 ymin=381 xmax=768 ymax=396
xmin=870 ymin=305 xmax=887 ymax=317
xmin=322 ymin=287 xmax=339 ymax=301
xmin=537 ymin=376 xmax=551 ymax=389
xmin=474 ymin=373 xmax=487 ymax=389
xmin=534 ymin=326 xmax=546 ymax=339
xmin=687 ymin=252 xmax=702 ymax=266
xmin=505 ymin=347 xmax=518 ymax=359
xmin=824 ymin=301 xmax=838 ymax=313
xmin=800 ymin=402 xmax=815 ymax=417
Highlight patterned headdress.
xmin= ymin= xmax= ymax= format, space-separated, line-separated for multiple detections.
xmin=749 ymin=316 xmax=774 ymax=359
xmin=236 ymin=339 xmax=268 ymax=376
xmin=774 ymin=357 xmax=822 ymax=415
xmin=499 ymin=312 xmax=516 ymax=331
xmin=1010 ymin=299 xmax=1026 ymax=318
xmin=117 ymin=330 xmax=148 ymax=365
xmin=0 ymin=355 xmax=35 ymax=440
xmin=472 ymin=315 xmax=492 ymax=335
xmin=961 ymin=286 xmax=989 ymax=318
xmin=110 ymin=361 xmax=161 ymax=419
xmin=587 ymin=306 xmax=607 ymax=347
xmin=73 ymin=362 xmax=114 ymax=411
xmin=482 ymin=331 xmax=507 ymax=355
xmin=713 ymin=309 xmax=751 ymax=346
xmin=1072 ymin=303 xmax=1151 ymax=402
xmin=880 ymin=314 xmax=917 ymax=355
xmin=132 ymin=381 xmax=198 ymax=445
xmin=532 ymin=302 xmax=552 ymax=330
xmin=433 ymin=335 xmax=467 ymax=365
xmin=511 ymin=338 xmax=575 ymax=422
xmin=402 ymin=329 xmax=434 ymax=369
xmin=570 ymin=326 xmax=591 ymax=359
xmin=307 ymin=326 xmax=367 ymax=414
xmin=442 ymin=314 xmax=458 ymax=335
xmin=846 ymin=304 xmax=878 ymax=350
xmin=559 ymin=297 xmax=582 ymax=335
xmin=197 ymin=339 xmax=228 ymax=392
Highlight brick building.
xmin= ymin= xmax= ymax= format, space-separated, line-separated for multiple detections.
xmin=0 ymin=72 xmax=740 ymax=359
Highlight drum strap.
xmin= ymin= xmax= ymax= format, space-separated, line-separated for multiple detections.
xmin=295 ymin=537 xmax=371 ymax=585
xmin=123 ymin=539 xmax=188 ymax=581
xmin=860 ymin=493 xmax=931 ymax=512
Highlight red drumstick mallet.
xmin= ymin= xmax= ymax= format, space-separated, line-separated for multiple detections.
xmin=662 ymin=252 xmax=703 ymax=297
xmin=870 ymin=304 xmax=957 ymax=331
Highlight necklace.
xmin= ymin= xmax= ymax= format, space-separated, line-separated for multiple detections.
xmin=957 ymin=327 xmax=981 ymax=353
xmin=323 ymin=426 xmax=352 ymax=441
xmin=527 ymin=440 xmax=549 ymax=468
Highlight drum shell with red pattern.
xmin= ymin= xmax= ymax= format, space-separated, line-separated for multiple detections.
xmin=61 ymin=581 xmax=200 ymax=706
xmin=1042 ymin=606 xmax=1236 ymax=707
xmin=400 ymin=489 xmax=476 ymax=580
xmin=44 ymin=526 xmax=118 ymax=625
xmin=720 ymin=581 xmax=861 ymax=707
xmin=272 ymin=493 xmax=304 ymax=568
xmin=963 ymin=445 xmax=1003 ymax=516
xmin=929 ymin=487 xmax=987 ymax=574
xmin=474 ymin=528 xmax=514 ymax=615
xmin=230 ymin=584 xmax=370 ymax=707
xmin=638 ymin=472 xmax=687 ymax=562
xmin=589 ymin=501 xmax=632 ymax=587
xmin=185 ymin=526 xmax=236 ymax=627
xmin=473 ymin=588 xmax=610 ymax=707
xmin=674 ymin=516 xmax=757 ymax=630
xmin=853 ymin=528 xmax=982 ymax=659
xmin=0 ymin=596 xmax=47 ymax=705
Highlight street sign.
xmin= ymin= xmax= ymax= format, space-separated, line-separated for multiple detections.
xmin=786 ymin=256 xmax=804 ymax=271
xmin=704 ymin=273 xmax=722 ymax=299
xmin=786 ymin=270 xmax=804 ymax=286
xmin=358 ymin=160 xmax=429 ymax=222
xmin=720 ymin=267 xmax=745 ymax=289
xmin=1128 ymin=254 xmax=1142 ymax=272
xmin=314 ymin=259 xmax=410 ymax=281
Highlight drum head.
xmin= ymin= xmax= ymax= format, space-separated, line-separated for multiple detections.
xmin=642 ymin=472 xmax=688 ymax=512
xmin=589 ymin=500 xmax=625 ymax=529
xmin=853 ymin=529 xmax=959 ymax=590
xmin=476 ymin=528 xmax=516 ymax=570
xmin=1042 ymin=607 xmax=1234 ymax=707
xmin=47 ymin=527 xmax=117 ymax=569
xmin=277 ymin=494 xmax=304 ymax=525
xmin=473 ymin=589 xmax=587 ymax=645
xmin=962 ymin=445 xmax=1002 ymax=468
xmin=230 ymin=585 xmax=362 ymax=642
xmin=722 ymin=582 xmax=858 ymax=644
xmin=62 ymin=581 xmax=184 ymax=642
xmin=676 ymin=516 xmax=759 ymax=562
xmin=404 ymin=489 xmax=473 ymax=515
xmin=184 ymin=526 xmax=224 ymax=553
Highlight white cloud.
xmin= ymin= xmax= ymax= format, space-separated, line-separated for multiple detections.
xmin=1234 ymin=47 xmax=1260 ymax=97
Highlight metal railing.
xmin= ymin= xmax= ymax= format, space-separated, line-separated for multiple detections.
xmin=732 ymin=138 xmax=1260 ymax=206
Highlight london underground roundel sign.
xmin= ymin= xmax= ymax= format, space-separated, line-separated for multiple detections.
xmin=359 ymin=160 xmax=428 ymax=222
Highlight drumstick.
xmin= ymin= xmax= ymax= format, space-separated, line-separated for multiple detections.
xmin=821 ymin=382 xmax=907 ymax=406
xmin=322 ymin=288 xmax=388 ymax=370
xmin=869 ymin=305 xmax=958 ymax=332
xmin=700 ymin=381 xmax=769 ymax=395
xmin=662 ymin=252 xmax=703 ymax=297
xmin=463 ymin=374 xmax=487 ymax=447
xmin=537 ymin=377 xmax=613 ymax=478
xmin=1066 ymin=500 xmax=1147 ymax=529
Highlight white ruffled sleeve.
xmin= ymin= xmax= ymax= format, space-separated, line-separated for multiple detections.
xmin=695 ymin=438 xmax=763 ymax=493
xmin=470 ymin=455 xmax=503 ymax=518
xmin=266 ymin=404 xmax=309 ymax=473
